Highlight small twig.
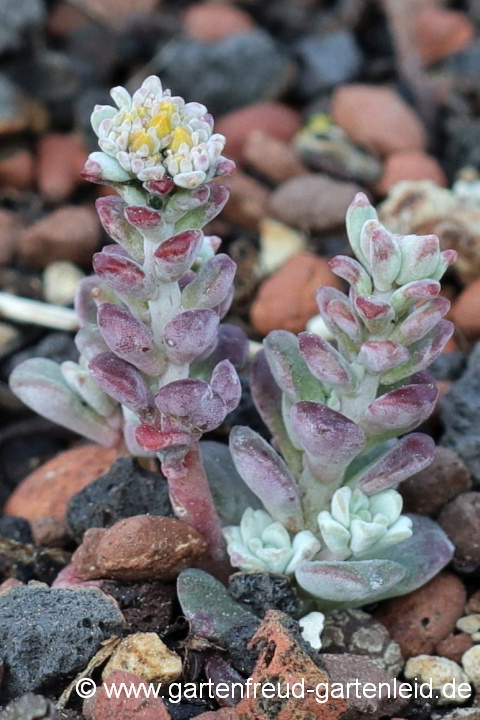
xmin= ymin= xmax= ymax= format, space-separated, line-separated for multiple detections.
xmin=0 ymin=293 xmax=78 ymax=331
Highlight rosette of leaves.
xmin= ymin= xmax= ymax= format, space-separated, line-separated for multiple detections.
xmin=223 ymin=193 xmax=456 ymax=608
xmin=9 ymin=76 xmax=245 ymax=574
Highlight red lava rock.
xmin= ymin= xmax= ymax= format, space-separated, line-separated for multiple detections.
xmin=374 ymin=572 xmax=467 ymax=659
xmin=0 ymin=209 xmax=24 ymax=265
xmin=77 ymin=0 xmax=159 ymax=23
xmin=5 ymin=445 xmax=117 ymax=524
xmin=72 ymin=514 xmax=207 ymax=582
xmin=401 ymin=447 xmax=472 ymax=517
xmin=31 ymin=516 xmax=71 ymax=548
xmin=376 ymin=151 xmax=447 ymax=195
xmin=438 ymin=492 xmax=480 ymax=566
xmin=332 ymin=85 xmax=427 ymax=157
xmin=183 ymin=2 xmax=255 ymax=42
xmin=251 ymin=251 xmax=343 ymax=336
xmin=236 ymin=610 xmax=348 ymax=720
xmin=0 ymin=148 xmax=35 ymax=190
xmin=243 ymin=130 xmax=307 ymax=183
xmin=220 ymin=172 xmax=271 ymax=232
xmin=270 ymin=174 xmax=363 ymax=232
xmin=435 ymin=632 xmax=474 ymax=664
xmin=0 ymin=578 xmax=23 ymax=595
xmin=37 ymin=133 xmax=89 ymax=203
xmin=216 ymin=103 xmax=302 ymax=163
xmin=18 ymin=205 xmax=102 ymax=268
xmin=450 ymin=279 xmax=480 ymax=340
xmin=196 ymin=711 xmax=239 ymax=720
xmin=414 ymin=7 xmax=474 ymax=65
xmin=85 ymin=670 xmax=171 ymax=720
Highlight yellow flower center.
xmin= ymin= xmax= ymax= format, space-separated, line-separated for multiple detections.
xmin=130 ymin=129 xmax=157 ymax=154
xmin=170 ymin=126 xmax=192 ymax=152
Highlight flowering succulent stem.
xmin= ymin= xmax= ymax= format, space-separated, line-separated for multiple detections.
xmin=9 ymin=76 xmax=245 ymax=577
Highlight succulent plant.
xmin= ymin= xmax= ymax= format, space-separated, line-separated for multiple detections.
xmin=9 ymin=76 xmax=244 ymax=574
xmin=223 ymin=193 xmax=456 ymax=608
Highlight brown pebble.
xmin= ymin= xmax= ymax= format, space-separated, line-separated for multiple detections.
xmin=72 ymin=514 xmax=207 ymax=582
xmin=0 ymin=147 xmax=35 ymax=190
xmin=376 ymin=151 xmax=447 ymax=195
xmin=0 ymin=209 xmax=24 ymax=265
xmin=435 ymin=633 xmax=473 ymax=664
xmin=217 ymin=103 xmax=302 ymax=163
xmin=374 ymin=572 xmax=467 ymax=659
xmin=438 ymin=492 xmax=480 ymax=565
xmin=37 ymin=133 xmax=89 ymax=203
xmin=18 ymin=205 xmax=102 ymax=268
xmin=243 ymin=130 xmax=307 ymax=183
xmin=401 ymin=447 xmax=472 ymax=517
xmin=414 ymin=7 xmax=474 ymax=65
xmin=220 ymin=172 xmax=271 ymax=232
xmin=332 ymin=85 xmax=427 ymax=157
xmin=450 ymin=279 xmax=480 ymax=340
xmin=5 ymin=445 xmax=117 ymax=523
xmin=183 ymin=2 xmax=255 ymax=42
xmin=251 ymin=251 xmax=343 ymax=336
xmin=466 ymin=590 xmax=480 ymax=614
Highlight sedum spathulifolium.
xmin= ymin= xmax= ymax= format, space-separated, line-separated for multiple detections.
xmin=223 ymin=193 xmax=457 ymax=609
xmin=9 ymin=75 xmax=246 ymax=574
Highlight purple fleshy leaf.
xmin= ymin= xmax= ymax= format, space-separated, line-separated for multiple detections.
xmin=124 ymin=205 xmax=166 ymax=242
xmin=89 ymin=351 xmax=156 ymax=416
xmin=359 ymin=341 xmax=410 ymax=374
xmin=181 ymin=254 xmax=236 ymax=310
xmin=215 ymin=284 xmax=234 ymax=319
xmin=143 ymin=178 xmax=175 ymax=196
xmin=163 ymin=309 xmax=220 ymax=364
xmin=210 ymin=360 xmax=241 ymax=412
xmin=97 ymin=303 xmax=166 ymax=375
xmin=95 ymin=196 xmax=144 ymax=262
xmin=381 ymin=320 xmax=454 ymax=385
xmin=229 ymin=426 xmax=304 ymax=531
xmin=360 ymin=514 xmax=454 ymax=601
xmin=93 ymin=251 xmax=153 ymax=299
xmin=326 ymin=298 xmax=363 ymax=343
xmin=295 ymin=559 xmax=405 ymax=606
xmin=390 ymin=279 xmax=441 ymax=315
xmin=191 ymin=324 xmax=249 ymax=378
xmin=368 ymin=224 xmax=401 ymax=291
xmin=264 ymin=330 xmax=325 ymax=403
xmin=135 ymin=424 xmax=192 ymax=452
xmin=177 ymin=569 xmax=256 ymax=640
xmin=345 ymin=192 xmax=377 ymax=265
xmin=74 ymin=325 xmax=109 ymax=362
xmin=164 ymin=185 xmax=211 ymax=224
xmin=432 ymin=249 xmax=457 ymax=281
xmin=350 ymin=433 xmax=436 ymax=494
xmin=175 ymin=184 xmax=231 ymax=232
xmin=250 ymin=350 xmax=303 ymax=478
xmin=328 ymin=255 xmax=372 ymax=295
xmin=391 ymin=297 xmax=450 ymax=345
xmin=396 ymin=233 xmax=440 ymax=285
xmin=299 ymin=333 xmax=354 ymax=388
xmin=362 ymin=383 xmax=439 ymax=436
xmin=354 ymin=295 xmax=394 ymax=334
xmin=155 ymin=379 xmax=227 ymax=432
xmin=9 ymin=358 xmax=120 ymax=447
xmin=74 ymin=276 xmax=104 ymax=326
xmin=154 ymin=229 xmax=204 ymax=282
xmin=291 ymin=402 xmax=366 ymax=482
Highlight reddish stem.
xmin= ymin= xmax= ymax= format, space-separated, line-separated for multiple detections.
xmin=165 ymin=442 xmax=231 ymax=580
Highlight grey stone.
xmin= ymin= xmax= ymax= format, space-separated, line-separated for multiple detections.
xmin=294 ymin=31 xmax=363 ymax=99
xmin=0 ymin=517 xmax=33 ymax=545
xmin=67 ymin=457 xmax=172 ymax=543
xmin=157 ymin=31 xmax=291 ymax=116
xmin=441 ymin=342 xmax=480 ymax=482
xmin=228 ymin=571 xmax=301 ymax=618
xmin=322 ymin=608 xmax=404 ymax=676
xmin=0 ymin=693 xmax=55 ymax=720
xmin=0 ymin=0 xmax=45 ymax=55
xmin=0 ymin=584 xmax=124 ymax=699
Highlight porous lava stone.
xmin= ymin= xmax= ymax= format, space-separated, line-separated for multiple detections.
xmin=227 ymin=571 xmax=301 ymax=617
xmin=67 ymin=457 xmax=172 ymax=543
xmin=102 ymin=579 xmax=176 ymax=634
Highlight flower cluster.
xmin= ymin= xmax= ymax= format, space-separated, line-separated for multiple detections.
xmin=223 ymin=193 xmax=456 ymax=608
xmin=88 ymin=75 xmax=232 ymax=189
